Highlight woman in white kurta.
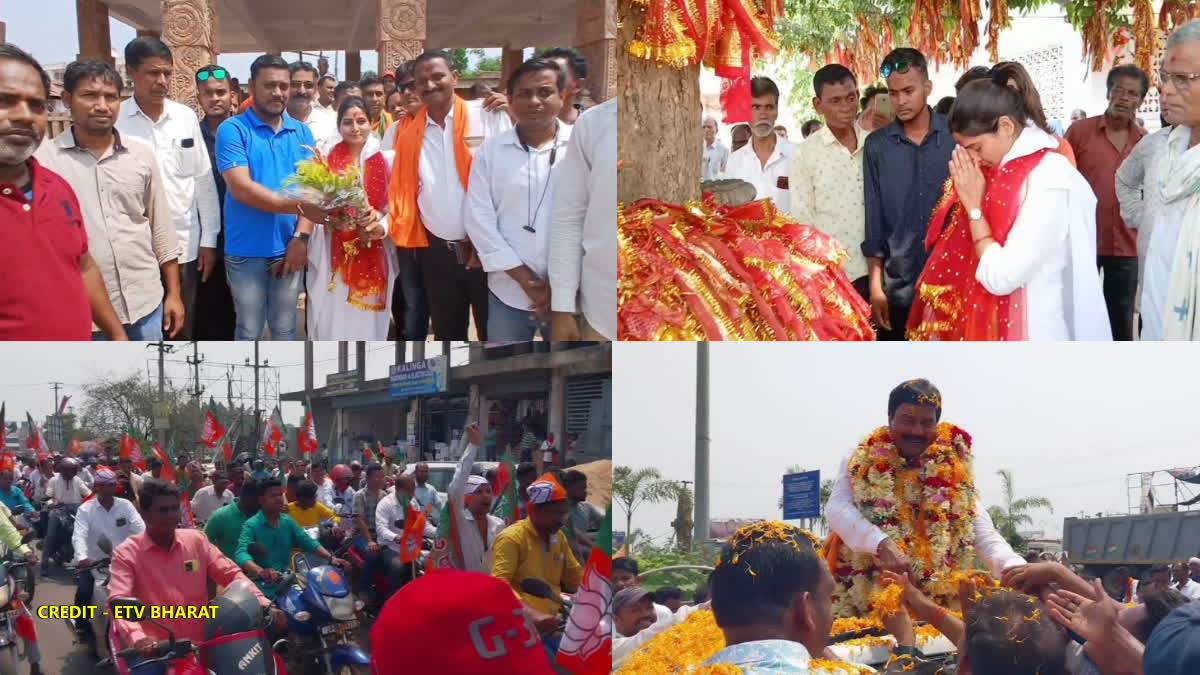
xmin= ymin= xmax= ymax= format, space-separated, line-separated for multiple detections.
xmin=306 ymin=97 xmax=398 ymax=340
xmin=908 ymin=79 xmax=1111 ymax=341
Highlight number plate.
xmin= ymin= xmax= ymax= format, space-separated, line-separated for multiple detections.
xmin=320 ymin=623 xmax=336 ymax=635
xmin=5 ymin=610 xmax=17 ymax=620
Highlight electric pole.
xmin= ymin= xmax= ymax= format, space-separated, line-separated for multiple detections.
xmin=147 ymin=342 xmax=175 ymax=447
xmin=187 ymin=343 xmax=205 ymax=404
xmin=50 ymin=381 xmax=63 ymax=451
xmin=244 ymin=342 xmax=270 ymax=459
xmin=693 ymin=342 xmax=710 ymax=551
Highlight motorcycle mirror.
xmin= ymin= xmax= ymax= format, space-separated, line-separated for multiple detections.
xmin=519 ymin=578 xmax=557 ymax=602
xmin=275 ymin=572 xmax=296 ymax=595
xmin=98 ymin=535 xmax=112 ymax=554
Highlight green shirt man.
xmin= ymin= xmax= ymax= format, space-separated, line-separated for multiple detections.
xmin=234 ymin=511 xmax=320 ymax=598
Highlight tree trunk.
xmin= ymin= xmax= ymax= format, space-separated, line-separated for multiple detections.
xmin=617 ymin=1 xmax=702 ymax=204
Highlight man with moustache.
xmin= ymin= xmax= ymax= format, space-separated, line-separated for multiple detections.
xmin=465 ymin=58 xmax=571 ymax=340
xmin=0 ymin=44 xmax=127 ymax=340
xmin=725 ymin=76 xmax=795 ymax=215
xmin=359 ymin=76 xmax=393 ymax=140
xmin=862 ymin=48 xmax=954 ymax=340
xmin=287 ymin=61 xmax=336 ymax=148
xmin=194 ymin=63 xmax=237 ymax=340
xmin=317 ymin=75 xmax=336 ymax=114
xmin=36 ymin=59 xmax=181 ymax=341
xmin=215 ymin=54 xmax=333 ymax=341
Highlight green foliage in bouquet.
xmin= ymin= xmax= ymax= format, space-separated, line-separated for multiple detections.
xmin=282 ymin=146 xmax=362 ymax=196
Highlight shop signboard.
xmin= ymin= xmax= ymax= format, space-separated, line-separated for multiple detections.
xmin=390 ymin=356 xmax=449 ymax=397
xmin=326 ymin=370 xmax=360 ymax=395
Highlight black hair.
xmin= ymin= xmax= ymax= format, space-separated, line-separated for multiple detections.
xmin=334 ymin=80 xmax=360 ymax=97
xmin=0 ymin=44 xmax=51 ymax=99
xmin=536 ymin=47 xmax=587 ymax=80
xmin=656 ymin=587 xmax=683 ymax=603
xmin=694 ymin=584 xmax=711 ymax=604
xmin=337 ymin=96 xmax=368 ymax=125
xmin=413 ymin=49 xmax=455 ymax=73
xmin=516 ymin=462 xmax=538 ymax=479
xmin=561 ymin=470 xmax=587 ymax=489
xmin=250 ymin=54 xmax=289 ymax=81
xmin=365 ymin=462 xmax=383 ymax=476
xmin=750 ymin=76 xmax=780 ymax=103
xmin=800 ymin=119 xmax=823 ymax=137
xmin=63 ymin=60 xmax=123 ymax=95
xmin=732 ymin=123 xmax=750 ymax=135
xmin=1139 ymin=589 xmax=1189 ymax=642
xmin=213 ymin=471 xmax=229 ymax=481
xmin=359 ymin=76 xmax=384 ymax=90
xmin=881 ymin=47 xmax=928 ymax=78
xmin=1107 ymin=64 xmax=1150 ymax=99
xmin=991 ymin=62 xmax=1053 ymax=135
xmin=813 ymin=63 xmax=856 ymax=99
xmin=934 ymin=96 xmax=955 ymax=116
xmin=259 ymin=476 xmax=282 ymax=491
xmin=311 ymin=459 xmax=328 ymax=470
xmin=1150 ymin=564 xmax=1171 ymax=577
xmin=318 ymin=75 xmax=336 ymax=86
xmin=289 ymin=61 xmax=319 ymax=79
xmin=124 ymin=37 xmax=173 ymax=70
xmin=507 ymin=57 xmax=566 ymax=96
xmin=964 ymin=590 xmax=1067 ymax=675
xmin=395 ymin=61 xmax=416 ymax=82
xmin=860 ymin=84 xmax=887 ymax=111
xmin=386 ymin=89 xmax=403 ymax=105
xmin=710 ymin=523 xmax=823 ymax=628
xmin=613 ymin=557 xmax=640 ymax=576
xmin=955 ymin=66 xmax=991 ymax=93
xmin=286 ymin=474 xmax=302 ymax=486
xmin=297 ymin=480 xmax=317 ymax=499
xmin=240 ymin=477 xmax=264 ymax=500
xmin=137 ymin=477 xmax=181 ymax=513
xmin=887 ymin=378 xmax=943 ymax=421
xmin=948 ymin=79 xmax=1029 ymax=138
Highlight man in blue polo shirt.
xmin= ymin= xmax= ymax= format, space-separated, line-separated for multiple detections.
xmin=216 ymin=54 xmax=332 ymax=341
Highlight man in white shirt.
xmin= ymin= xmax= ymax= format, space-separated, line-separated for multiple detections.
xmin=465 ymin=57 xmax=573 ymax=341
xmin=725 ymin=76 xmax=795 ymax=214
xmin=412 ymin=462 xmax=442 ymax=526
xmin=433 ymin=425 xmax=506 ymax=574
xmin=70 ymin=468 xmax=144 ymax=638
xmin=190 ymin=471 xmax=233 ymax=522
xmin=309 ymin=460 xmax=336 ymax=510
xmin=42 ymin=458 xmax=92 ymax=576
xmin=790 ymin=64 xmax=870 ymax=289
xmin=287 ymin=61 xmax=337 ymax=148
xmin=701 ymin=116 xmax=728 ymax=181
xmin=317 ymin=74 xmax=336 ymax=114
xmin=375 ymin=474 xmax=438 ymax=590
xmin=548 ymin=98 xmax=615 ymax=341
xmin=115 ymin=38 xmax=220 ymax=341
xmin=1173 ymin=561 xmax=1200 ymax=600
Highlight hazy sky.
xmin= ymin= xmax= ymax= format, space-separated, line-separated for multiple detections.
xmin=0 ymin=341 xmax=469 ymax=426
xmin=614 ymin=343 xmax=1200 ymax=544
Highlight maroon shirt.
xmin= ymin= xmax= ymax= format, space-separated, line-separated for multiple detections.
xmin=1065 ymin=115 xmax=1147 ymax=258
xmin=0 ymin=158 xmax=92 ymax=339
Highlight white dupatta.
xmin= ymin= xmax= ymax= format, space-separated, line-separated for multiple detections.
xmin=1159 ymin=125 xmax=1200 ymax=340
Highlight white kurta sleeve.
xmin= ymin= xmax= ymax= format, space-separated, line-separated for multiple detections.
xmin=1115 ymin=140 xmax=1151 ymax=230
xmin=972 ymin=509 xmax=1025 ymax=577
xmin=825 ymin=451 xmax=888 ymax=554
xmin=612 ymin=602 xmax=709 ymax=670
xmin=975 ymin=164 xmax=1073 ymax=296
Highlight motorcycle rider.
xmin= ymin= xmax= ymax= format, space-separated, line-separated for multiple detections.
xmin=116 ymin=456 xmax=142 ymax=501
xmin=309 ymin=460 xmax=335 ymax=509
xmin=349 ymin=461 xmax=364 ymax=490
xmin=234 ymin=478 xmax=348 ymax=599
xmin=352 ymin=463 xmax=386 ymax=602
xmin=329 ymin=464 xmax=357 ymax=517
xmin=41 ymin=458 xmax=91 ymax=576
xmin=287 ymin=481 xmax=338 ymax=528
xmin=0 ymin=502 xmax=41 ymax=675
xmin=189 ymin=471 xmax=233 ymax=524
xmin=29 ymin=457 xmax=53 ymax=503
xmin=71 ymin=469 xmax=144 ymax=641
xmin=375 ymin=474 xmax=437 ymax=593
xmin=412 ymin=463 xmax=442 ymax=526
xmin=108 ymin=478 xmax=286 ymax=674
xmin=204 ymin=477 xmax=263 ymax=561
xmin=0 ymin=468 xmax=34 ymax=516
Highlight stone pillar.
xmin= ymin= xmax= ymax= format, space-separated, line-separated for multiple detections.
xmin=346 ymin=51 xmax=361 ymax=81
xmin=77 ymin=0 xmax=115 ymax=66
xmin=500 ymin=46 xmax=523 ymax=89
xmin=161 ymin=0 xmax=218 ymax=113
xmin=377 ymin=0 xmax=425 ymax=75
xmin=137 ymin=29 xmax=161 ymax=39
xmin=575 ymin=0 xmax=615 ymax=102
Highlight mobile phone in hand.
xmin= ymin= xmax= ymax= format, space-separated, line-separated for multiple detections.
xmin=876 ymin=93 xmax=893 ymax=119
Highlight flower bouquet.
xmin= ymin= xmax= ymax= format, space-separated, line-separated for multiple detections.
xmin=281 ymin=146 xmax=375 ymax=245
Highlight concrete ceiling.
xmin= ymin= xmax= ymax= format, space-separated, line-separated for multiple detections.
xmin=106 ymin=0 xmax=579 ymax=53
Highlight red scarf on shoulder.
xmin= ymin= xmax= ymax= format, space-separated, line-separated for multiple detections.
xmin=325 ymin=142 xmax=390 ymax=311
xmin=907 ymin=149 xmax=1051 ymax=341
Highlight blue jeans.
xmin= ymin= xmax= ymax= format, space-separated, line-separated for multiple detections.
xmin=352 ymin=535 xmax=382 ymax=594
xmin=225 ymin=255 xmax=302 ymax=340
xmin=92 ymin=303 xmax=163 ymax=341
xmin=486 ymin=292 xmax=549 ymax=340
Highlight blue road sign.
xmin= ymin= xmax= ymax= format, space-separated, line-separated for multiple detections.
xmin=782 ymin=470 xmax=820 ymax=520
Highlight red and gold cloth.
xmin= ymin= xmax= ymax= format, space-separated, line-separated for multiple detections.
xmin=625 ymin=0 xmax=783 ymax=123
xmin=325 ymin=142 xmax=390 ymax=311
xmin=619 ymin=196 xmax=875 ymax=341
xmin=907 ymin=149 xmax=1051 ymax=341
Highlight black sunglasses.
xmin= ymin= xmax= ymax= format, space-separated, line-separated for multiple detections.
xmin=880 ymin=59 xmax=911 ymax=78
xmin=196 ymin=67 xmax=228 ymax=82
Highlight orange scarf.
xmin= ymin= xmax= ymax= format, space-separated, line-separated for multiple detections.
xmin=387 ymin=95 xmax=473 ymax=248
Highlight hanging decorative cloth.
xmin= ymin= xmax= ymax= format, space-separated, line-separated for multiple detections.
xmin=325 ymin=142 xmax=390 ymax=312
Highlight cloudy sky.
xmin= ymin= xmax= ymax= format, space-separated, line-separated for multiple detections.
xmin=614 ymin=343 xmax=1200 ymax=544
xmin=0 ymin=341 xmax=470 ymax=426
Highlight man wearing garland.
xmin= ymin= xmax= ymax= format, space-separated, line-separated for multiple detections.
xmin=824 ymin=378 xmax=1025 ymax=625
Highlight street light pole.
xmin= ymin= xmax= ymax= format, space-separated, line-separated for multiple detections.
xmin=693 ymin=342 xmax=710 ymax=551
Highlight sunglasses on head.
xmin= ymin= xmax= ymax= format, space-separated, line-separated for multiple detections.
xmin=880 ymin=59 xmax=911 ymax=78
xmin=196 ymin=67 xmax=228 ymax=82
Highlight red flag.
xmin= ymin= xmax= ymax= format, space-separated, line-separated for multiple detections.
xmin=201 ymin=409 xmax=226 ymax=448
xmin=262 ymin=409 xmax=283 ymax=456
xmin=11 ymin=598 xmax=36 ymax=643
xmin=179 ymin=493 xmax=195 ymax=528
xmin=298 ymin=401 xmax=318 ymax=454
xmin=222 ymin=440 xmax=233 ymax=462
xmin=377 ymin=441 xmax=387 ymax=460
xmin=397 ymin=500 xmax=427 ymax=564
xmin=57 ymin=395 xmax=71 ymax=414
xmin=121 ymin=429 xmax=147 ymax=471
xmin=0 ymin=453 xmax=14 ymax=473
xmin=68 ymin=438 xmax=82 ymax=455
xmin=152 ymin=442 xmax=176 ymax=482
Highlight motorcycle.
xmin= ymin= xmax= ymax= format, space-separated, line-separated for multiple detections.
xmin=99 ymin=577 xmax=291 ymax=675
xmin=64 ymin=535 xmax=113 ymax=661
xmin=40 ymin=501 xmax=78 ymax=568
xmin=345 ymin=535 xmax=431 ymax=619
xmin=0 ymin=532 xmax=37 ymax=675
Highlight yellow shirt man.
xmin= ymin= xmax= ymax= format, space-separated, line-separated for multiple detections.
xmin=286 ymin=501 xmax=338 ymax=528
xmin=490 ymin=517 xmax=583 ymax=616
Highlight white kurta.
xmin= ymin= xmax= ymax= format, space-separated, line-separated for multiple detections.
xmin=1140 ymin=126 xmax=1200 ymax=341
xmin=826 ymin=446 xmax=1026 ymax=578
xmin=306 ymin=138 xmax=398 ymax=340
xmin=972 ymin=127 xmax=1111 ymax=341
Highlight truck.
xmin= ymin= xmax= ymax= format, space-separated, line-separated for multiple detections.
xmin=1062 ymin=510 xmax=1200 ymax=596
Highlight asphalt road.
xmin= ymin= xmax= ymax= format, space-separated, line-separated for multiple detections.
xmin=24 ymin=566 xmax=97 ymax=675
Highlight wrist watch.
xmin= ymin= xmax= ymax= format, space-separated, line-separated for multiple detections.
xmin=968 ymin=208 xmax=983 ymax=221
xmin=293 ymin=231 xmax=311 ymax=243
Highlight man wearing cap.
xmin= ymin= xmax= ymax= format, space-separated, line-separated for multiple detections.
xmin=370 ymin=569 xmax=555 ymax=674
xmin=612 ymin=586 xmax=710 ymax=670
xmin=432 ymin=424 xmax=505 ymax=574
xmin=1189 ymin=557 xmax=1200 ymax=583
xmin=190 ymin=471 xmax=233 ymax=523
xmin=491 ymin=472 xmax=582 ymax=650
xmin=72 ymin=468 xmax=144 ymax=638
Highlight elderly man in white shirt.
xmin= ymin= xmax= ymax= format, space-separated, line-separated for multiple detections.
xmin=701 ymin=117 xmax=729 ymax=182
xmin=116 ymin=37 xmax=220 ymax=341
xmin=465 ymin=58 xmax=573 ymax=341
xmin=70 ymin=468 xmax=144 ymax=632
xmin=548 ymin=98 xmax=615 ymax=341
xmin=725 ymin=76 xmax=795 ymax=215
xmin=190 ymin=471 xmax=233 ymax=523
xmin=375 ymin=473 xmax=438 ymax=591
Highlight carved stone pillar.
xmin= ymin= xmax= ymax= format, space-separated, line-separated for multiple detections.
xmin=575 ymin=0 xmax=615 ymax=102
xmin=161 ymin=0 xmax=218 ymax=114
xmin=500 ymin=46 xmax=523 ymax=89
xmin=346 ymin=51 xmax=361 ymax=82
xmin=377 ymin=0 xmax=426 ymax=75
xmin=77 ymin=0 xmax=114 ymax=66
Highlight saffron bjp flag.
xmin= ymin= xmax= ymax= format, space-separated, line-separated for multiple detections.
xmin=397 ymin=500 xmax=427 ymax=564
xmin=298 ymin=400 xmax=318 ymax=454
xmin=556 ymin=507 xmax=613 ymax=675
xmin=262 ymin=408 xmax=284 ymax=456
xmin=68 ymin=438 xmax=82 ymax=455
xmin=201 ymin=403 xmax=226 ymax=449
xmin=491 ymin=449 xmax=521 ymax=526
xmin=153 ymin=440 xmax=176 ymax=483
xmin=121 ymin=427 xmax=147 ymax=471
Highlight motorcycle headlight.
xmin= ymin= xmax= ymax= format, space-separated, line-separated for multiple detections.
xmin=326 ymin=594 xmax=356 ymax=621
xmin=0 ymin=583 xmax=12 ymax=609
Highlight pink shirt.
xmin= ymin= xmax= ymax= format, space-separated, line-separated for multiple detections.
xmin=107 ymin=529 xmax=268 ymax=646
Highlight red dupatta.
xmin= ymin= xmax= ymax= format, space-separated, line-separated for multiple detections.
xmin=325 ymin=142 xmax=390 ymax=311
xmin=907 ymin=149 xmax=1051 ymax=341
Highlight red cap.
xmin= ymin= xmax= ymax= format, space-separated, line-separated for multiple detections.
xmin=370 ymin=569 xmax=556 ymax=674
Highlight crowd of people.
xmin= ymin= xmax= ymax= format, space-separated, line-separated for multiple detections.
xmin=0 ymin=38 xmax=615 ymax=342
xmin=703 ymin=18 xmax=1200 ymax=341
xmin=0 ymin=420 xmax=606 ymax=672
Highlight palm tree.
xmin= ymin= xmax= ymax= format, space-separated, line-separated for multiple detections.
xmin=614 ymin=466 xmax=679 ymax=550
xmin=777 ymin=465 xmax=836 ymax=537
xmin=987 ymin=469 xmax=1053 ymax=554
